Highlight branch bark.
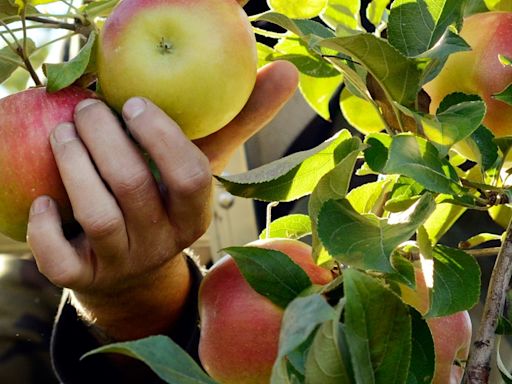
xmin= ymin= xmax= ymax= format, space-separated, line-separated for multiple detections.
xmin=464 ymin=219 xmax=512 ymax=383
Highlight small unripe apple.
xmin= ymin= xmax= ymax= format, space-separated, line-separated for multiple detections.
xmin=399 ymin=267 xmax=472 ymax=384
xmin=0 ymin=86 xmax=95 ymax=242
xmin=97 ymin=0 xmax=258 ymax=140
xmin=424 ymin=11 xmax=512 ymax=137
xmin=198 ymin=238 xmax=333 ymax=384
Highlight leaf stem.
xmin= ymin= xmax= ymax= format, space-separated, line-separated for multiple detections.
xmin=464 ymin=218 xmax=512 ymax=383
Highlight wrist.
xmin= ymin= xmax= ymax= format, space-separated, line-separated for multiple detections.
xmin=71 ymin=253 xmax=192 ymax=341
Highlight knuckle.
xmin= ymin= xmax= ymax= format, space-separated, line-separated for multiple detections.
xmin=77 ymin=211 xmax=123 ymax=239
xmin=113 ymin=168 xmax=153 ymax=200
xmin=173 ymin=157 xmax=212 ymax=196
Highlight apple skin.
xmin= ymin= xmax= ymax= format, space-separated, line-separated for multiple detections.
xmin=0 ymin=86 xmax=96 ymax=242
xmin=400 ymin=268 xmax=472 ymax=384
xmin=198 ymin=238 xmax=333 ymax=384
xmin=97 ymin=0 xmax=258 ymax=140
xmin=424 ymin=11 xmax=512 ymax=137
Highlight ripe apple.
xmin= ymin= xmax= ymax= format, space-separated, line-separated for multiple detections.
xmin=0 ymin=86 xmax=95 ymax=242
xmin=399 ymin=267 xmax=472 ymax=384
xmin=424 ymin=11 xmax=512 ymax=138
xmin=198 ymin=238 xmax=333 ymax=384
xmin=97 ymin=0 xmax=258 ymax=140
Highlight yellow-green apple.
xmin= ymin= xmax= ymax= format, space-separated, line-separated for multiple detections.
xmin=198 ymin=238 xmax=333 ymax=384
xmin=424 ymin=11 xmax=512 ymax=138
xmin=0 ymin=86 xmax=95 ymax=242
xmin=399 ymin=267 xmax=472 ymax=384
xmin=97 ymin=0 xmax=258 ymax=140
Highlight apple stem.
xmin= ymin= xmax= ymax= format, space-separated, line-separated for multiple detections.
xmin=464 ymin=217 xmax=512 ymax=383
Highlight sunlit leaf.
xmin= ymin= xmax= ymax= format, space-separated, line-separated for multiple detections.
xmin=320 ymin=0 xmax=361 ymax=31
xmin=267 ymin=0 xmax=328 ymax=19
xmin=259 ymin=214 xmax=312 ymax=240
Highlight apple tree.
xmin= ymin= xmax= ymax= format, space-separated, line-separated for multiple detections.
xmin=2 ymin=0 xmax=512 ymax=383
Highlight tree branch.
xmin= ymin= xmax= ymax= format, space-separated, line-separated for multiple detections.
xmin=464 ymin=219 xmax=512 ymax=383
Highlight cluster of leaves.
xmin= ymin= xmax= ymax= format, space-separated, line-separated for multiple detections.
xmin=3 ymin=0 xmax=512 ymax=383
xmin=84 ymin=0 xmax=508 ymax=382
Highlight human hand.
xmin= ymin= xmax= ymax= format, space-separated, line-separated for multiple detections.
xmin=27 ymin=61 xmax=298 ymax=340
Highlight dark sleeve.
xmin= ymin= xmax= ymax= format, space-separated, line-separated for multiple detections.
xmin=50 ymin=255 xmax=204 ymax=384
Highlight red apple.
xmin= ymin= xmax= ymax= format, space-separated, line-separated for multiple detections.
xmin=97 ymin=0 xmax=258 ymax=140
xmin=198 ymin=238 xmax=333 ymax=384
xmin=399 ymin=267 xmax=472 ymax=384
xmin=0 ymin=86 xmax=95 ymax=242
xmin=424 ymin=11 xmax=512 ymax=138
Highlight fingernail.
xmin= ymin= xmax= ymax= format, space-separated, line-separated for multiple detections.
xmin=123 ymin=97 xmax=146 ymax=121
xmin=75 ymin=98 xmax=99 ymax=113
xmin=53 ymin=123 xmax=77 ymax=143
xmin=31 ymin=196 xmax=50 ymax=215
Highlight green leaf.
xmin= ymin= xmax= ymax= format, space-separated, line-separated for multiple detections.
xmin=271 ymin=295 xmax=337 ymax=383
xmin=320 ymin=0 xmax=361 ymax=31
xmin=494 ymin=83 xmax=512 ymax=106
xmin=267 ymin=0 xmax=328 ymax=19
xmin=257 ymin=43 xmax=274 ymax=69
xmin=346 ymin=178 xmax=394 ymax=215
xmin=44 ymin=31 xmax=97 ymax=93
xmin=299 ymin=72 xmax=343 ymax=120
xmin=366 ymin=0 xmax=391 ymax=27
xmin=319 ymin=34 xmax=421 ymax=106
xmin=317 ymin=193 xmax=435 ymax=273
xmin=423 ymin=202 xmax=466 ymax=244
xmin=273 ymin=36 xmax=339 ymax=78
xmin=427 ymin=245 xmax=481 ymax=317
xmin=365 ymin=133 xmax=464 ymax=195
xmin=216 ymin=130 xmax=353 ymax=202
xmin=407 ymin=310 xmax=435 ymax=384
xmin=388 ymin=0 xmax=465 ymax=57
xmin=83 ymin=335 xmax=216 ymax=384
xmin=224 ymin=246 xmax=313 ymax=309
xmin=256 ymin=13 xmax=336 ymax=41
xmin=426 ymin=100 xmax=486 ymax=150
xmin=497 ymin=336 xmax=512 ymax=383
xmin=304 ymin=301 xmax=353 ymax=384
xmin=339 ymin=87 xmax=386 ymax=134
xmin=485 ymin=0 xmax=512 ymax=11
xmin=260 ymin=214 xmax=312 ymax=240
xmin=81 ymin=0 xmax=121 ymax=17
xmin=0 ymin=0 xmax=20 ymax=17
xmin=343 ymin=269 xmax=411 ymax=384
xmin=0 ymin=41 xmax=33 ymax=84
xmin=385 ymin=176 xmax=425 ymax=212
xmin=418 ymin=30 xmax=471 ymax=85
xmin=308 ymin=138 xmax=362 ymax=262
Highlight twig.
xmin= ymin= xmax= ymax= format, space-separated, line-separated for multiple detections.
xmin=464 ymin=218 xmax=512 ymax=383
xmin=465 ymin=247 xmax=502 ymax=258
xmin=25 ymin=16 xmax=77 ymax=31
xmin=20 ymin=7 xmax=42 ymax=86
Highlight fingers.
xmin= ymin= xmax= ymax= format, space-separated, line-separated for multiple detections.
xmin=122 ymin=98 xmax=213 ymax=247
xmin=195 ymin=60 xmax=299 ymax=173
xmin=27 ymin=196 xmax=93 ymax=289
xmin=73 ymin=100 xmax=170 ymax=246
xmin=49 ymin=121 xmax=128 ymax=259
